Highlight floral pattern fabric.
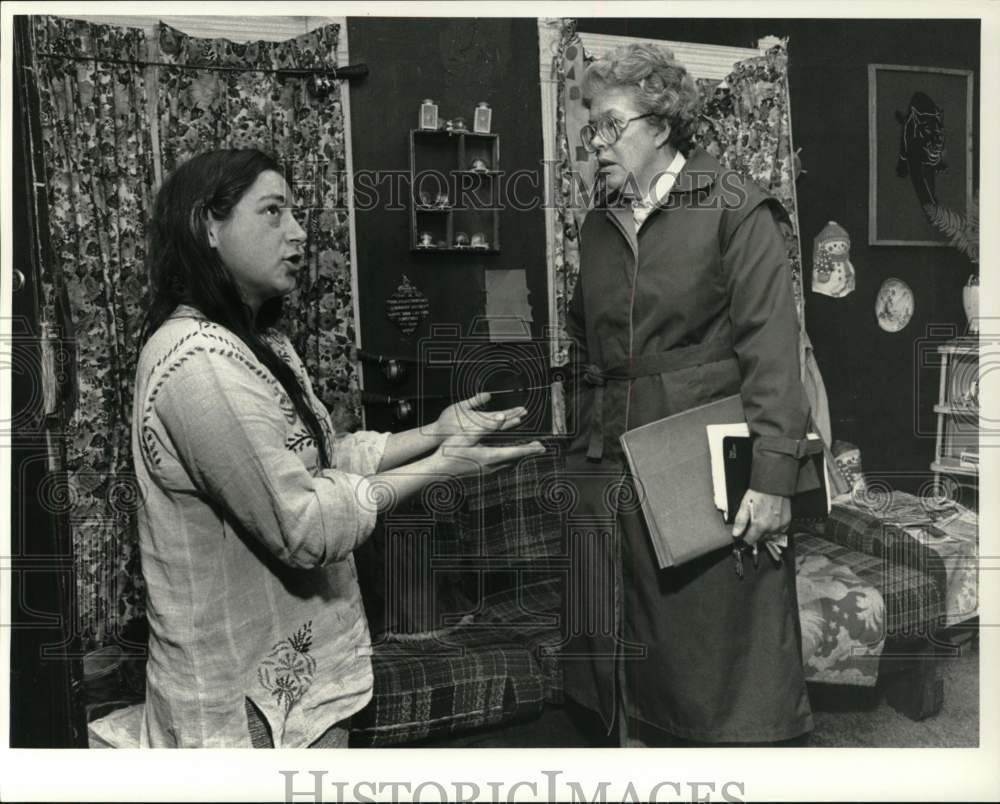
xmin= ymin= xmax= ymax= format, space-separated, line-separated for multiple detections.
xmin=694 ymin=42 xmax=805 ymax=327
xmin=795 ymin=546 xmax=886 ymax=686
xmin=31 ymin=16 xmax=156 ymax=648
xmin=154 ymin=22 xmax=361 ymax=433
xmin=31 ymin=15 xmax=362 ymax=650
xmin=911 ymin=515 xmax=979 ymax=627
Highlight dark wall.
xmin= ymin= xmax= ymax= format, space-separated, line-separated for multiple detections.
xmin=11 ymin=15 xmax=86 ymax=746
xmin=347 ymin=18 xmax=548 ymax=432
xmin=578 ymin=18 xmax=980 ymax=491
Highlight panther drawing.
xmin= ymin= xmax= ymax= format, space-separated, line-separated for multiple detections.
xmin=895 ymin=91 xmax=947 ymax=208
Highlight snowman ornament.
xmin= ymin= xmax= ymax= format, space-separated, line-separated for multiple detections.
xmin=812 ymin=221 xmax=856 ymax=299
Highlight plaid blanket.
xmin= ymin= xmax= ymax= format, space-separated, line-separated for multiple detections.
xmin=474 ymin=577 xmax=565 ymax=703
xmin=350 ymin=624 xmax=546 ymax=746
xmin=351 ymin=453 xmax=566 ymax=746
xmin=797 ymin=532 xmax=944 ymax=635
xmin=822 ymin=501 xmax=950 ymax=615
xmin=454 ymin=453 xmax=567 ymax=561
xmin=87 ymin=631 xmax=548 ymax=748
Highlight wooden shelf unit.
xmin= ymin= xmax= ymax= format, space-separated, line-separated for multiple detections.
xmin=409 ymin=129 xmax=501 ymax=254
xmin=931 ymin=337 xmax=979 ymax=488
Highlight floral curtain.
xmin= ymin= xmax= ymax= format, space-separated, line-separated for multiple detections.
xmin=550 ymin=21 xmax=585 ymax=371
xmin=31 ymin=16 xmax=155 ymax=650
xmin=694 ymin=42 xmax=806 ymax=327
xmin=550 ymin=24 xmax=807 ymax=369
xmin=155 ymin=22 xmax=362 ymax=432
xmin=30 ymin=16 xmax=362 ymax=650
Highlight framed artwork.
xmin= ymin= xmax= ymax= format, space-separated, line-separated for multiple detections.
xmin=868 ymin=64 xmax=974 ymax=246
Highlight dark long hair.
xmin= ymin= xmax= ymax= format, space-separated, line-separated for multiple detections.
xmin=139 ymin=148 xmax=330 ymax=468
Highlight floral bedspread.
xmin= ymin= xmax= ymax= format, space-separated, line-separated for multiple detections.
xmin=906 ymin=522 xmax=978 ymax=627
xmin=793 ymin=487 xmax=979 ymax=688
xmin=795 ymin=541 xmax=886 ymax=687
xmin=849 ymin=491 xmax=979 ymax=627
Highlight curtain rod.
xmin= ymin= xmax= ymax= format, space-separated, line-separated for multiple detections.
xmin=32 ymin=50 xmax=369 ymax=80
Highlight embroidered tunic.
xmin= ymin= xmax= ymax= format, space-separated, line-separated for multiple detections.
xmin=131 ymin=305 xmax=388 ymax=747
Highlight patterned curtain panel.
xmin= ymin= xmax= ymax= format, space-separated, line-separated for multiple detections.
xmin=549 ymin=21 xmax=585 ymax=370
xmin=29 ymin=17 xmax=362 ymax=650
xmin=694 ymin=42 xmax=806 ymax=328
xmin=551 ymin=27 xmax=806 ymax=368
xmin=31 ymin=16 xmax=156 ymax=650
xmin=155 ymin=22 xmax=362 ymax=432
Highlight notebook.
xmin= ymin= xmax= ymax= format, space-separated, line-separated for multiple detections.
xmin=619 ymin=394 xmax=826 ymax=569
xmin=712 ymin=429 xmax=830 ymax=524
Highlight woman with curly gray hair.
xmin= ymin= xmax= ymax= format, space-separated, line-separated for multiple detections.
xmin=563 ymin=43 xmax=815 ymax=746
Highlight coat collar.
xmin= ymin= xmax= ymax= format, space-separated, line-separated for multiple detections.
xmin=601 ymin=148 xmax=719 ymax=207
xmin=605 ymin=206 xmax=638 ymax=258
xmin=601 ymin=148 xmax=722 ymax=250
xmin=664 ymin=147 xmax=720 ymax=195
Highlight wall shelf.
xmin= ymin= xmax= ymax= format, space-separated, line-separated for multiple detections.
xmin=931 ymin=458 xmax=978 ymax=477
xmin=409 ymin=128 xmax=501 ymax=253
xmin=413 ymin=246 xmax=501 ymax=255
xmin=932 ymin=338 xmax=979 ymax=487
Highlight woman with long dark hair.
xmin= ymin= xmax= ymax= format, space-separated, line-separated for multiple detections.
xmin=132 ymin=148 xmax=542 ymax=747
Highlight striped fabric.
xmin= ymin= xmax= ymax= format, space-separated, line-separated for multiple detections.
xmin=822 ymin=502 xmax=950 ymax=611
xmin=797 ymin=532 xmax=944 ymax=635
xmin=453 ymin=454 xmax=566 ymax=700
xmin=354 ymin=454 xmax=566 ymax=746
xmin=350 ymin=625 xmax=546 ymax=747
xmin=475 ymin=578 xmax=565 ymax=703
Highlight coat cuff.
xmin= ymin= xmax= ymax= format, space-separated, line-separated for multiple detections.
xmin=749 ymin=444 xmax=800 ymax=497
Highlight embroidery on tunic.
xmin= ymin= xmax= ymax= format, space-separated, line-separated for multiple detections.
xmin=257 ymin=620 xmax=317 ymax=713
xmin=140 ymin=325 xmax=294 ymax=467
xmin=285 ymin=429 xmax=315 ymax=453
xmin=266 ymin=332 xmax=335 ymax=445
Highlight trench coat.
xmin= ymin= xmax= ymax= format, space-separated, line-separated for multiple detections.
xmin=562 ymin=148 xmax=815 ymax=742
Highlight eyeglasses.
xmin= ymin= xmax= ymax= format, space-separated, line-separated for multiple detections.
xmin=580 ymin=113 xmax=655 ymax=153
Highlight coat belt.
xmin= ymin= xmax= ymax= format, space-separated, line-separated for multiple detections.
xmin=582 ymin=339 xmax=738 ymax=461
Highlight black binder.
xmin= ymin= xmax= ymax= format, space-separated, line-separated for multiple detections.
xmin=722 ymin=435 xmax=829 ymax=526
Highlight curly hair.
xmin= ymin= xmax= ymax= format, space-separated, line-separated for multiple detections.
xmin=582 ymin=43 xmax=701 ymax=155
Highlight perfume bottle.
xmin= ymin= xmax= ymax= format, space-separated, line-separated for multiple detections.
xmin=419 ymin=99 xmax=439 ymax=130
xmin=473 ymin=102 xmax=492 ymax=134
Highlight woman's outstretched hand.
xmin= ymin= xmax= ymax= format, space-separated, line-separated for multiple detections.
xmin=430 ymin=393 xmax=545 ymax=476
xmin=431 ymin=392 xmax=524 ymax=440
xmin=368 ymin=393 xmax=544 ymax=513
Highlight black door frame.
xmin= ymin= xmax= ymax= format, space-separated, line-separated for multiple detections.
xmin=9 ymin=14 xmax=87 ymax=748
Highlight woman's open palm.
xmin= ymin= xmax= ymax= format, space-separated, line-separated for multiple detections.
xmin=433 ymin=393 xmax=544 ymax=473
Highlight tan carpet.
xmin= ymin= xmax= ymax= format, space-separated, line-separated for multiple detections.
xmin=421 ymin=642 xmax=979 ymax=747
xmin=807 ymin=642 xmax=978 ymax=747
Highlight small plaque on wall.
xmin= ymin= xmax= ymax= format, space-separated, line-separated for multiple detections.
xmin=386 ymin=275 xmax=431 ymax=337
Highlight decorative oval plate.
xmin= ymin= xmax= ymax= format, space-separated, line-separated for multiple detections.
xmin=875 ymin=278 xmax=914 ymax=332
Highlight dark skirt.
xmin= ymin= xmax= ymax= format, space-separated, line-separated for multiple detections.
xmin=563 ymin=475 xmax=813 ymax=743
